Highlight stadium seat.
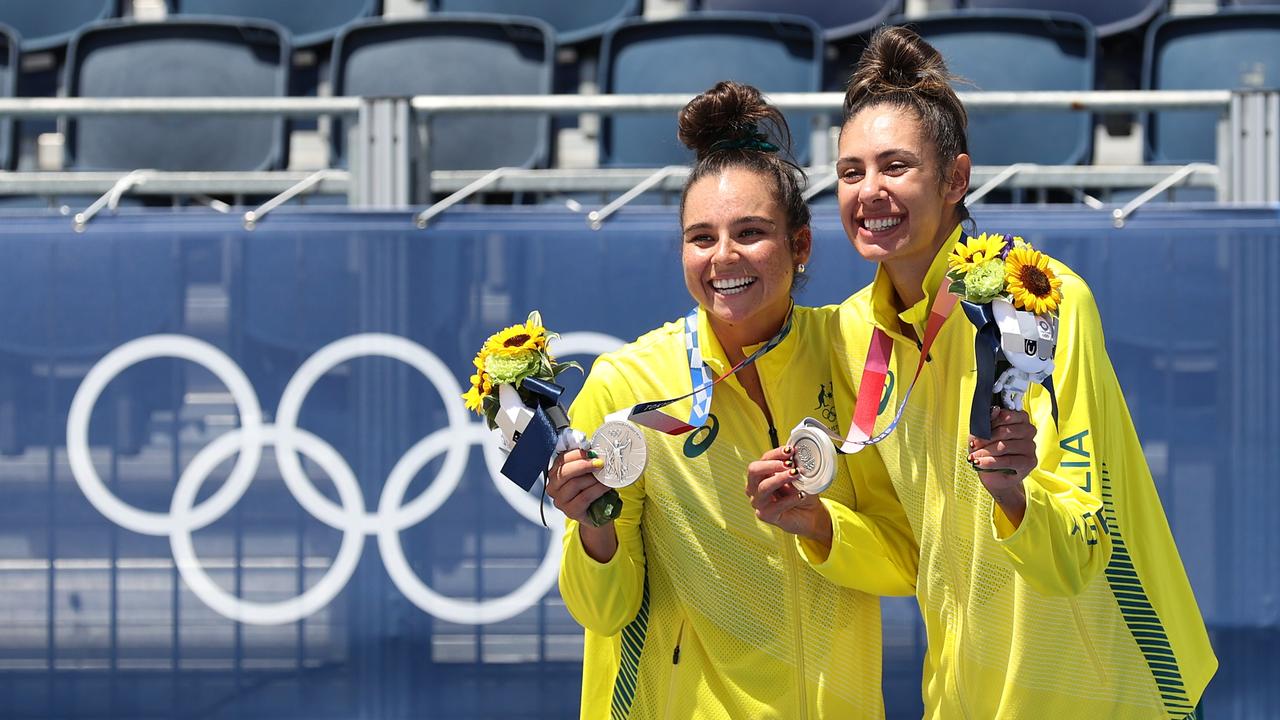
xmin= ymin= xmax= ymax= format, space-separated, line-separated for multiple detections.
xmin=908 ymin=11 xmax=1095 ymax=166
xmin=330 ymin=17 xmax=554 ymax=171
xmin=168 ymin=0 xmax=381 ymax=49
xmin=428 ymin=0 xmax=638 ymax=44
xmin=0 ymin=0 xmax=118 ymax=52
xmin=690 ymin=0 xmax=900 ymax=40
xmin=1144 ymin=9 xmax=1280 ymax=164
xmin=599 ymin=13 xmax=823 ymax=167
xmin=0 ymin=24 xmax=15 ymax=171
xmin=63 ymin=19 xmax=290 ymax=172
xmin=961 ymin=0 xmax=1165 ymax=38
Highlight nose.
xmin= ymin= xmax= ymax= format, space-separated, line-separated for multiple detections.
xmin=858 ymin=170 xmax=886 ymax=205
xmin=711 ymin=233 xmax=739 ymax=263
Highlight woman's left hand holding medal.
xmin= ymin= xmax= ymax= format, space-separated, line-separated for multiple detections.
xmin=548 ymin=449 xmax=619 ymax=563
xmin=746 ymin=446 xmax=834 ymax=552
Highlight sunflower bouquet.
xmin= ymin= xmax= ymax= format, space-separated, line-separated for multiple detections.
xmin=463 ymin=313 xmax=620 ymax=526
xmin=947 ymin=233 xmax=1064 ymax=438
xmin=463 ymin=311 xmax=580 ymax=433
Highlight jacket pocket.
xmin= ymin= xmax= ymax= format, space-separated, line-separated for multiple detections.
xmin=1069 ymin=598 xmax=1109 ymax=687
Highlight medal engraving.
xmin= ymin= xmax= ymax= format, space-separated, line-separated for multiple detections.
xmin=591 ymin=420 xmax=646 ymax=488
xmin=787 ymin=424 xmax=835 ymax=495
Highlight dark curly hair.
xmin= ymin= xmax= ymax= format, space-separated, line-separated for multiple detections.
xmin=677 ymin=80 xmax=811 ymax=287
xmin=842 ymin=26 xmax=971 ymax=227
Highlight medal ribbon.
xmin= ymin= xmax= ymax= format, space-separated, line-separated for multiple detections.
xmin=616 ymin=305 xmax=794 ymax=435
xmin=800 ymin=279 xmax=958 ymax=454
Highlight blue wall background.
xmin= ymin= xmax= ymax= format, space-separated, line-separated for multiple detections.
xmin=0 ymin=205 xmax=1275 ymax=718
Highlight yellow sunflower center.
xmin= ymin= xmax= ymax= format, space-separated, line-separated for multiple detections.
xmin=1019 ymin=265 xmax=1052 ymax=297
xmin=504 ymin=333 xmax=531 ymax=348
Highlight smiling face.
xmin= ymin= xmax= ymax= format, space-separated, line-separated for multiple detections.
xmin=681 ymin=166 xmax=810 ymax=348
xmin=836 ymin=104 xmax=969 ymax=273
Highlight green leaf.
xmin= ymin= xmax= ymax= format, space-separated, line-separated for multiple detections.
xmin=481 ymin=394 xmax=499 ymax=430
xmin=552 ymin=359 xmax=583 ymax=378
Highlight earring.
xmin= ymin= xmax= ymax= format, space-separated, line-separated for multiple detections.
xmin=797 ymin=263 xmax=807 ymax=274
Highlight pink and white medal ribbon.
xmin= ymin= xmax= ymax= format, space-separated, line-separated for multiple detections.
xmin=789 ymin=282 xmax=959 ymax=494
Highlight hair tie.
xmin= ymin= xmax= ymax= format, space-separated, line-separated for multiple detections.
xmin=710 ymin=124 xmax=780 ymax=154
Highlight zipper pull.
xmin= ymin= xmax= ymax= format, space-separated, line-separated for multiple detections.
xmin=672 ymin=644 xmax=681 ymax=664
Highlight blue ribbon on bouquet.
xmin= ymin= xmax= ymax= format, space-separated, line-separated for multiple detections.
xmin=500 ymin=377 xmax=571 ymax=492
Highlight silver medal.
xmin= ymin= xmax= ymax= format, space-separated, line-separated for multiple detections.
xmin=787 ymin=423 xmax=835 ymax=495
xmin=591 ymin=419 xmax=647 ymax=488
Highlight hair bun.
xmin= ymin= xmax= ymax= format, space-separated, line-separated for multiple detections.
xmin=845 ymin=26 xmax=956 ymax=111
xmin=678 ymin=80 xmax=792 ymax=161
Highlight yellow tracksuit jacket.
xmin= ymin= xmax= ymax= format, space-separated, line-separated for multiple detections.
xmin=559 ymin=305 xmax=919 ymax=720
xmin=822 ymin=225 xmax=1217 ymax=718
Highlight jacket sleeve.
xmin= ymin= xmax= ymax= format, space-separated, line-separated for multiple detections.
xmin=798 ymin=304 xmax=919 ymax=596
xmin=991 ymin=269 xmax=1113 ymax=596
xmin=797 ymin=445 xmax=919 ymax=596
xmin=557 ymin=357 xmax=648 ymax=636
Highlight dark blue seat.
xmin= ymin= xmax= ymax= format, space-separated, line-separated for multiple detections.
xmin=64 ymin=19 xmax=290 ymax=171
xmin=0 ymin=0 xmax=117 ymax=52
xmin=690 ymin=0 xmax=900 ymax=40
xmin=331 ymin=17 xmax=554 ymax=171
xmin=1144 ymin=10 xmax=1280 ymax=164
xmin=428 ymin=0 xmax=638 ymax=44
xmin=909 ymin=11 xmax=1095 ymax=166
xmin=168 ymin=0 xmax=380 ymax=48
xmin=599 ymin=13 xmax=823 ymax=167
xmin=0 ymin=24 xmax=16 ymax=171
xmin=962 ymin=0 xmax=1165 ymax=38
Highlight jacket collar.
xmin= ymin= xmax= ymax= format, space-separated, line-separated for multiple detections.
xmin=868 ymin=223 xmax=963 ymax=337
xmin=696 ymin=303 xmax=799 ymax=379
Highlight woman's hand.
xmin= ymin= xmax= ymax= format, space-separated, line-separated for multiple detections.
xmin=547 ymin=449 xmax=611 ymax=523
xmin=969 ymin=407 xmax=1039 ymax=526
xmin=547 ymin=449 xmax=618 ymax=562
xmin=746 ymin=446 xmax=833 ymax=549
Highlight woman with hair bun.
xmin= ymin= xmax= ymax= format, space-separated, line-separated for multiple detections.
xmin=820 ymin=25 xmax=1215 ymax=719
xmin=547 ymin=80 xmax=919 ymax=719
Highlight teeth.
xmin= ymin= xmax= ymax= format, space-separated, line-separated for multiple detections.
xmin=864 ymin=216 xmax=902 ymax=232
xmin=711 ymin=277 xmax=756 ymax=295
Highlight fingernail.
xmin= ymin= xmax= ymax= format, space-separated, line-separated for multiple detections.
xmin=591 ymin=459 xmax=604 ymax=468
xmin=783 ymin=445 xmax=792 ymax=454
xmin=968 ymin=439 xmax=975 ymax=449
xmin=789 ymin=468 xmax=799 ymax=476
xmin=586 ymin=449 xmax=599 ymax=459
xmin=784 ymin=460 xmax=794 ymax=468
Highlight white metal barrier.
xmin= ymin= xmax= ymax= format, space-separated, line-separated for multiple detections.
xmin=0 ymin=89 xmax=1270 ymax=229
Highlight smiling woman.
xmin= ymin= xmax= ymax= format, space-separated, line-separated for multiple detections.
xmin=545 ymin=81 xmax=919 ymax=719
xmin=821 ymin=25 xmax=1217 ymax=720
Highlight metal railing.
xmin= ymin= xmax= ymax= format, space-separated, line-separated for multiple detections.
xmin=0 ymin=89 xmax=1269 ymax=229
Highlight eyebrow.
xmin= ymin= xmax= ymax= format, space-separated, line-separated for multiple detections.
xmin=682 ymin=215 xmax=778 ymax=233
xmin=837 ymin=149 xmax=922 ymax=166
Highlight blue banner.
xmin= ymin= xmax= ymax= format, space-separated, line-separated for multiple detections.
xmin=0 ymin=205 xmax=1276 ymax=718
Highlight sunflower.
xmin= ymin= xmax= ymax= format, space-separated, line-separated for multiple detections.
xmin=483 ymin=320 xmax=549 ymax=359
xmin=462 ymin=371 xmax=492 ymax=413
xmin=949 ymin=233 xmax=1009 ymax=274
xmin=462 ymin=384 xmax=485 ymax=413
xmin=1005 ymin=245 xmax=1063 ymax=315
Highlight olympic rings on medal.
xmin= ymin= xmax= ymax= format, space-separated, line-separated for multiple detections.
xmin=66 ymin=331 xmax=623 ymax=627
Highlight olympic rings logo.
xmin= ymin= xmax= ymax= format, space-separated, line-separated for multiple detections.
xmin=65 ymin=332 xmax=622 ymax=627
